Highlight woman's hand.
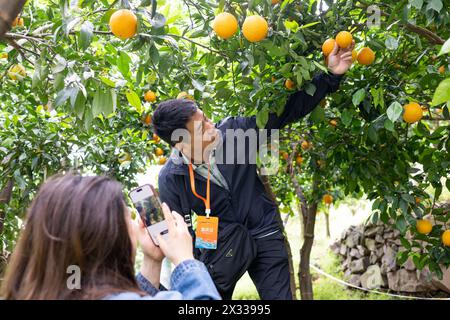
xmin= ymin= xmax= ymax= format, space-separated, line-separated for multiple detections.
xmin=327 ymin=40 xmax=355 ymax=75
xmin=156 ymin=202 xmax=194 ymax=266
xmin=136 ymin=211 xmax=165 ymax=262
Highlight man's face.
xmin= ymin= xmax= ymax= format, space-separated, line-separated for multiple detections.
xmin=181 ymin=109 xmax=219 ymax=163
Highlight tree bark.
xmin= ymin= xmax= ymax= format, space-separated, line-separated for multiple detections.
xmin=0 ymin=0 xmax=27 ymax=38
xmin=325 ymin=211 xmax=331 ymax=238
xmin=260 ymin=174 xmax=297 ymax=300
xmin=0 ymin=179 xmax=13 ymax=235
xmin=290 ymin=171 xmax=319 ymax=300
xmin=0 ymin=179 xmax=13 ymax=275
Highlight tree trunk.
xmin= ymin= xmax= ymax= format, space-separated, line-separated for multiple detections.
xmin=325 ymin=212 xmax=330 ymax=238
xmin=0 ymin=179 xmax=14 ymax=275
xmin=299 ymin=201 xmax=318 ymax=300
xmin=260 ymin=174 xmax=297 ymax=300
xmin=0 ymin=0 xmax=27 ymax=38
xmin=289 ymin=171 xmax=319 ymax=300
xmin=0 ymin=179 xmax=13 ymax=235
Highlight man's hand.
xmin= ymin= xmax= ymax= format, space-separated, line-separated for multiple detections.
xmin=327 ymin=40 xmax=355 ymax=75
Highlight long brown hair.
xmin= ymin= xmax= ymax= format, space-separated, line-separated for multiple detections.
xmin=1 ymin=173 xmax=141 ymax=299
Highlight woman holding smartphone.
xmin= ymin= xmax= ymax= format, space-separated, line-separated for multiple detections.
xmin=0 ymin=174 xmax=220 ymax=300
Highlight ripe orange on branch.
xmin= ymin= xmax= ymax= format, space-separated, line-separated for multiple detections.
xmin=159 ymin=156 xmax=167 ymax=165
xmin=301 ymin=141 xmax=311 ymax=150
xmin=177 ymin=91 xmax=195 ymax=101
xmin=416 ymin=219 xmax=432 ymax=235
xmin=322 ymin=38 xmax=336 ymax=56
xmin=295 ymin=156 xmax=303 ymax=165
xmin=155 ymin=147 xmax=164 ymax=156
xmin=109 ymin=9 xmax=138 ymax=40
xmin=323 ymin=194 xmax=333 ymax=205
xmin=242 ymin=15 xmax=269 ymax=42
xmin=12 ymin=17 xmax=24 ymax=27
xmin=357 ymin=47 xmax=375 ymax=65
xmin=285 ymin=79 xmax=295 ymax=90
xmin=335 ymin=31 xmax=353 ymax=48
xmin=442 ymin=230 xmax=450 ymax=247
xmin=212 ymin=12 xmax=238 ymax=40
xmin=403 ymin=102 xmax=423 ymax=124
xmin=439 ymin=66 xmax=446 ymax=74
xmin=144 ymin=90 xmax=157 ymax=102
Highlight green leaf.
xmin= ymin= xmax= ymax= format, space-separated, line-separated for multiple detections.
xmin=117 ymin=51 xmax=131 ymax=77
xmin=368 ymin=125 xmax=379 ymax=143
xmin=352 ymin=88 xmax=366 ymax=107
xmin=427 ymin=0 xmax=443 ymax=12
xmin=431 ymin=78 xmax=450 ymax=106
xmin=126 ymin=90 xmax=142 ymax=113
xmin=79 ymin=21 xmax=94 ymax=50
xmin=384 ymin=118 xmax=394 ymax=131
xmin=256 ymin=108 xmax=269 ymax=129
xmin=341 ymin=109 xmax=353 ymax=126
xmin=438 ymin=37 xmax=450 ymax=56
xmin=386 ymin=101 xmax=403 ymax=122
xmin=410 ymin=0 xmax=423 ymax=9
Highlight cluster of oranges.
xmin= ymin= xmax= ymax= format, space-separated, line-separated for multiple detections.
xmin=416 ymin=219 xmax=450 ymax=247
xmin=322 ymin=31 xmax=375 ymax=66
xmin=212 ymin=12 xmax=269 ymax=43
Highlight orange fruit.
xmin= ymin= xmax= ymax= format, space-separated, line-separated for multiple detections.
xmin=415 ymin=197 xmax=421 ymax=204
xmin=285 ymin=79 xmax=295 ymax=90
xmin=322 ymin=38 xmax=336 ymax=57
xmin=439 ymin=66 xmax=446 ymax=74
xmin=12 ymin=17 xmax=24 ymax=27
xmin=143 ymin=114 xmax=152 ymax=125
xmin=295 ymin=156 xmax=303 ymax=165
xmin=212 ymin=12 xmax=238 ymax=40
xmin=352 ymin=50 xmax=357 ymax=62
xmin=177 ymin=91 xmax=195 ymax=101
xmin=155 ymin=147 xmax=164 ymax=156
xmin=158 ymin=156 xmax=167 ymax=165
xmin=301 ymin=141 xmax=310 ymax=150
xmin=281 ymin=151 xmax=289 ymax=160
xmin=144 ymin=90 xmax=157 ymax=102
xmin=317 ymin=159 xmax=326 ymax=168
xmin=442 ymin=230 xmax=450 ymax=246
xmin=152 ymin=133 xmax=160 ymax=143
xmin=416 ymin=219 xmax=432 ymax=235
xmin=323 ymin=194 xmax=333 ymax=205
xmin=357 ymin=47 xmax=375 ymax=65
xmin=329 ymin=119 xmax=337 ymax=127
xmin=272 ymin=0 xmax=281 ymax=4
xmin=0 ymin=52 xmax=7 ymax=59
xmin=336 ymin=31 xmax=353 ymax=48
xmin=403 ymin=102 xmax=423 ymax=124
xmin=109 ymin=9 xmax=138 ymax=40
xmin=242 ymin=15 xmax=269 ymax=43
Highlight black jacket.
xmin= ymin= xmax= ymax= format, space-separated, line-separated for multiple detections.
xmin=158 ymin=72 xmax=343 ymax=238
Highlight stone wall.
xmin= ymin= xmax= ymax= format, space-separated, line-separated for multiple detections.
xmin=330 ymin=219 xmax=450 ymax=294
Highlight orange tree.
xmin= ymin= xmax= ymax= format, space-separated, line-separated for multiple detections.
xmin=0 ymin=0 xmax=449 ymax=299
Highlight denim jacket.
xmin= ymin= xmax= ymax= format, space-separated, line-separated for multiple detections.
xmin=104 ymin=259 xmax=221 ymax=300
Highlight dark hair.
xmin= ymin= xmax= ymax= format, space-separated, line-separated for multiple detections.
xmin=1 ymin=173 xmax=142 ymax=300
xmin=152 ymin=99 xmax=197 ymax=146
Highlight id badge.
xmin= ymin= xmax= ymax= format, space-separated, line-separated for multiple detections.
xmin=195 ymin=216 xmax=218 ymax=250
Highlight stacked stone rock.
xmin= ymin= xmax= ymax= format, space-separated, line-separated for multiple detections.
xmin=330 ymin=219 xmax=450 ymax=294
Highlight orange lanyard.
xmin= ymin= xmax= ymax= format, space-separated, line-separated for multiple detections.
xmin=188 ymin=163 xmax=211 ymax=217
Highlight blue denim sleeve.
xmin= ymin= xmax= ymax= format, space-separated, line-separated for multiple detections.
xmin=170 ymin=259 xmax=221 ymax=300
xmin=105 ymin=260 xmax=220 ymax=300
xmin=135 ymin=272 xmax=167 ymax=296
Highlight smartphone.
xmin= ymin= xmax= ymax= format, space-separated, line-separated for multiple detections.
xmin=129 ymin=184 xmax=168 ymax=246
